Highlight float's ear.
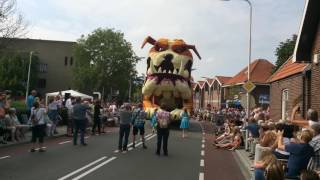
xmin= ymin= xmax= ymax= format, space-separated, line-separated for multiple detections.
xmin=141 ymin=36 xmax=156 ymax=49
xmin=186 ymin=45 xmax=201 ymax=59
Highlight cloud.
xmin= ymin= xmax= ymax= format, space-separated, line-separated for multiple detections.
xmin=17 ymin=0 xmax=305 ymax=81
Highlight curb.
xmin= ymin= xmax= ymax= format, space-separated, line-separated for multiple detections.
xmin=233 ymin=149 xmax=253 ymax=180
xmin=0 ymin=133 xmax=67 ymax=149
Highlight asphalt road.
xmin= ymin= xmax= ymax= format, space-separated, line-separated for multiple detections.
xmin=0 ymin=121 xmax=244 ymax=180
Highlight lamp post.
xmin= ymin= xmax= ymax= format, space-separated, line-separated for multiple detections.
xmin=25 ymin=51 xmax=33 ymax=103
xmin=221 ymin=0 xmax=252 ymax=150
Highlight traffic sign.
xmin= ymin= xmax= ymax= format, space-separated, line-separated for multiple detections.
xmin=243 ymin=81 xmax=256 ymax=93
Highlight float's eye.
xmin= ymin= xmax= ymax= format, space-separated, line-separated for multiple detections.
xmin=173 ymin=46 xmax=187 ymax=53
xmin=154 ymin=44 xmax=168 ymax=52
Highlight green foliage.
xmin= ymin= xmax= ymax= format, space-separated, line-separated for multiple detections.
xmin=273 ymin=34 xmax=297 ymax=73
xmin=73 ymin=28 xmax=140 ymax=101
xmin=0 ymin=51 xmax=38 ymax=95
xmin=11 ymin=100 xmax=27 ymax=111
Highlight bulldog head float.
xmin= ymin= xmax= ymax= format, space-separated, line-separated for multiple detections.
xmin=141 ymin=36 xmax=201 ymax=119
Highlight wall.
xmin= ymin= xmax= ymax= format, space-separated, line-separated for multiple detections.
xmin=270 ymin=74 xmax=304 ymax=121
xmin=7 ymin=39 xmax=75 ymax=95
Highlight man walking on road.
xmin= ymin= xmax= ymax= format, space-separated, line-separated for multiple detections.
xmin=131 ymin=103 xmax=147 ymax=149
xmin=72 ymin=97 xmax=90 ymax=146
xmin=156 ymin=103 xmax=171 ymax=156
xmin=118 ymin=103 xmax=132 ymax=153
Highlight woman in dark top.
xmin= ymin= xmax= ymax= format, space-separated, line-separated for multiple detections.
xmin=92 ymin=100 xmax=102 ymax=135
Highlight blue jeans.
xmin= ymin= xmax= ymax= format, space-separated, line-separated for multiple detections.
xmin=73 ymin=120 xmax=86 ymax=145
xmin=254 ymin=168 xmax=265 ymax=180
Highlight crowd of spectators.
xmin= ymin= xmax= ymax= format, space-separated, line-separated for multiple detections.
xmin=194 ymin=105 xmax=320 ymax=179
xmin=0 ymin=89 xmax=126 ymax=145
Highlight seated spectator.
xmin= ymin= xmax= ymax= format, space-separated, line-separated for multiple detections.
xmin=214 ymin=121 xmax=232 ymax=143
xmin=300 ymin=170 xmax=320 ymax=180
xmin=273 ymin=123 xmax=294 ymax=160
xmin=215 ymin=127 xmax=242 ymax=151
xmin=308 ymin=124 xmax=320 ymax=171
xmin=254 ymin=151 xmax=284 ymax=180
xmin=277 ymin=129 xmax=314 ymax=178
xmin=254 ymin=131 xmax=277 ymax=163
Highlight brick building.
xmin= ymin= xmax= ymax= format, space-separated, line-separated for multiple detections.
xmin=222 ymin=59 xmax=274 ymax=109
xmin=192 ymin=76 xmax=231 ymax=110
xmin=269 ymin=57 xmax=310 ymax=121
xmin=292 ymin=0 xmax=320 ymax=117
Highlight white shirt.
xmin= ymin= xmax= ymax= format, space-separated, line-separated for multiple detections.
xmin=30 ymin=107 xmax=47 ymax=125
xmin=48 ymin=101 xmax=59 ymax=110
xmin=65 ymin=98 xmax=73 ymax=110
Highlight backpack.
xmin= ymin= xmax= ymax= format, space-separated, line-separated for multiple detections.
xmin=158 ymin=112 xmax=170 ymax=128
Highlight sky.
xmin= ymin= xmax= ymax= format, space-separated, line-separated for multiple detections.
xmin=16 ymin=0 xmax=306 ymax=81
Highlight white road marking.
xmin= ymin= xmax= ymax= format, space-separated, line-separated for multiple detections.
xmin=114 ymin=133 xmax=155 ymax=153
xmin=34 ymin=147 xmax=47 ymax=151
xmin=84 ymin=136 xmax=90 ymax=139
xmin=202 ymin=144 xmax=205 ymax=148
xmin=202 ymin=132 xmax=205 ymax=135
xmin=59 ymin=140 xmax=72 ymax=145
xmin=199 ymin=172 xmax=204 ymax=180
xmin=200 ymin=159 xmax=204 ymax=167
xmin=201 ymin=150 xmax=205 ymax=156
xmin=57 ymin=156 xmax=107 ymax=180
xmin=202 ymin=140 xmax=205 ymax=143
xmin=71 ymin=157 xmax=117 ymax=180
xmin=146 ymin=134 xmax=156 ymax=141
xmin=0 ymin=155 xmax=10 ymax=160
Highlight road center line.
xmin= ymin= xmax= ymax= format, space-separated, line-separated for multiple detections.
xmin=57 ymin=156 xmax=107 ymax=180
xmin=201 ymin=144 xmax=205 ymax=148
xmin=201 ymin=150 xmax=205 ymax=156
xmin=199 ymin=172 xmax=204 ymax=180
xmin=0 ymin=155 xmax=10 ymax=160
xmin=202 ymin=140 xmax=205 ymax=143
xmin=59 ymin=140 xmax=72 ymax=145
xmin=200 ymin=159 xmax=204 ymax=167
xmin=71 ymin=157 xmax=117 ymax=180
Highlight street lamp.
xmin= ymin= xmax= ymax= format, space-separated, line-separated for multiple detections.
xmin=25 ymin=51 xmax=34 ymax=103
xmin=221 ymin=0 xmax=252 ymax=150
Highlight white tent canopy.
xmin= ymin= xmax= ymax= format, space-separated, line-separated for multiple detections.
xmin=46 ymin=90 xmax=93 ymax=103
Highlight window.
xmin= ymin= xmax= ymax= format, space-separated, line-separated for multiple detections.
xmin=39 ymin=63 xmax=48 ymax=73
xmin=281 ymin=89 xmax=289 ymax=120
xmin=70 ymin=57 xmax=74 ymax=66
xmin=37 ymin=79 xmax=46 ymax=89
xmin=64 ymin=56 xmax=68 ymax=66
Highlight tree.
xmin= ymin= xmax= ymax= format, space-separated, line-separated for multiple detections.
xmin=0 ymin=51 xmax=38 ymax=95
xmin=73 ymin=28 xmax=140 ymax=101
xmin=273 ymin=34 xmax=297 ymax=73
xmin=0 ymin=0 xmax=28 ymax=49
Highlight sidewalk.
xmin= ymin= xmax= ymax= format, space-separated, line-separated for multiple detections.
xmin=0 ymin=125 xmax=67 ymax=148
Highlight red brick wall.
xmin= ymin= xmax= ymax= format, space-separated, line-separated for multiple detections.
xmin=311 ymin=64 xmax=320 ymax=113
xmin=270 ymin=74 xmax=304 ymax=121
xmin=312 ymin=21 xmax=320 ymax=54
xmin=212 ymin=90 xmax=219 ymax=109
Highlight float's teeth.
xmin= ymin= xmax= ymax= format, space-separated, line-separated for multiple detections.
xmin=158 ymin=67 xmax=162 ymax=73
xmin=179 ymin=61 xmax=184 ymax=75
xmin=150 ymin=60 xmax=156 ymax=73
